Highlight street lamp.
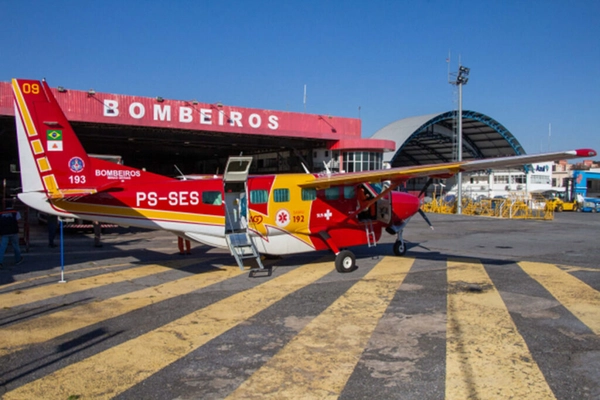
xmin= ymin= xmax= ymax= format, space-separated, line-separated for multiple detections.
xmin=450 ymin=64 xmax=470 ymax=214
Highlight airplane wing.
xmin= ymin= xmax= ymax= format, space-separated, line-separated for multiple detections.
xmin=299 ymin=149 xmax=597 ymax=190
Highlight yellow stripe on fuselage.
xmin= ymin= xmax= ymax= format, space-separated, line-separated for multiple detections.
xmin=52 ymin=198 xmax=225 ymax=226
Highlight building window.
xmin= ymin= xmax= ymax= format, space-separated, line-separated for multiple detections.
xmin=341 ymin=151 xmax=382 ymax=172
xmin=494 ymin=175 xmax=509 ymax=184
xmin=511 ymin=175 xmax=526 ymax=184
xmin=530 ymin=175 xmax=550 ymax=185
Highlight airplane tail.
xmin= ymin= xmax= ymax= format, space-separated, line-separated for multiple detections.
xmin=12 ymin=79 xmax=172 ymax=199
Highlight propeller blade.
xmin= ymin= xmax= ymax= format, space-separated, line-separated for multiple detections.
xmin=418 ymin=208 xmax=434 ymax=230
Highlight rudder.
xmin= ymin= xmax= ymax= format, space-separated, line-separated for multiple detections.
xmin=12 ymin=79 xmax=92 ymax=196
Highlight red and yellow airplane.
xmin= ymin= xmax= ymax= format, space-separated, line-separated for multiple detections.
xmin=11 ymin=79 xmax=597 ymax=272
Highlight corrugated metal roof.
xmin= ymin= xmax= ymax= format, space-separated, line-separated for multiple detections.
xmin=371 ymin=110 xmax=525 ymax=167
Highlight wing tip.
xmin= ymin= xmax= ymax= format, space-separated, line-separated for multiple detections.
xmin=575 ymin=149 xmax=597 ymax=158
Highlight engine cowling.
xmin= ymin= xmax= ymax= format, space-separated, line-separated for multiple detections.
xmin=389 ymin=191 xmax=420 ymax=226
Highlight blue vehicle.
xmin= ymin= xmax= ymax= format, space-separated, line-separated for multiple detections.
xmin=578 ymin=198 xmax=600 ymax=213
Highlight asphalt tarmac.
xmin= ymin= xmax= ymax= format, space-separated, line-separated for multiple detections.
xmin=0 ymin=212 xmax=599 ymax=399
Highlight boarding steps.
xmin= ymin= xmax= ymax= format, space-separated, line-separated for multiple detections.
xmin=225 ymin=232 xmax=265 ymax=271
xmin=363 ymin=220 xmax=377 ymax=248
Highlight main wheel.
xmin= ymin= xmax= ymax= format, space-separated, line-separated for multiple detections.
xmin=335 ymin=250 xmax=356 ymax=273
xmin=393 ymin=240 xmax=407 ymax=256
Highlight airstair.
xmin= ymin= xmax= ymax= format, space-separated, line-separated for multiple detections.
xmin=225 ymin=230 xmax=264 ymax=271
xmin=223 ymin=156 xmax=265 ymax=271
xmin=363 ymin=220 xmax=376 ymax=247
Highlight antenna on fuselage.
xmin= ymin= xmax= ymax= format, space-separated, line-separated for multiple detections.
xmin=174 ymin=165 xmax=186 ymax=180
xmin=301 ymin=162 xmax=310 ymax=174
xmin=323 ymin=160 xmax=331 ymax=177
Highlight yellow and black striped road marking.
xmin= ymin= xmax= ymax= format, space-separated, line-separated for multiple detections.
xmin=0 ymin=256 xmax=598 ymax=399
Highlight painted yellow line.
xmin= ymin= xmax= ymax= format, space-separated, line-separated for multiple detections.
xmin=519 ymin=261 xmax=600 ymax=335
xmin=560 ymin=265 xmax=600 ymax=273
xmin=227 ymin=256 xmax=414 ymax=399
xmin=0 ymin=264 xmax=244 ymax=357
xmin=0 ymin=259 xmax=199 ymax=309
xmin=0 ymin=262 xmax=139 ymax=290
xmin=446 ymin=258 xmax=555 ymax=400
xmin=3 ymin=261 xmax=334 ymax=399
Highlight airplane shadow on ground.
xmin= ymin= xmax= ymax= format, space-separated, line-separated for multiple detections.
xmin=0 ymin=226 xmax=239 ymax=286
xmin=0 ymin=227 xmax=521 ymax=288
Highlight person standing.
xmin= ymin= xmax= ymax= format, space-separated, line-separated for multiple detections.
xmin=93 ymin=220 xmax=102 ymax=247
xmin=178 ymin=236 xmax=191 ymax=255
xmin=0 ymin=200 xmax=24 ymax=268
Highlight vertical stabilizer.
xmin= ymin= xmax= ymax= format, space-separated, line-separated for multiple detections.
xmin=12 ymin=79 xmax=92 ymax=196
xmin=12 ymin=79 xmax=174 ymax=198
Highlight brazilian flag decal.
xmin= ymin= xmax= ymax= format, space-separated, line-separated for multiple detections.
xmin=47 ymin=130 xmax=62 ymax=140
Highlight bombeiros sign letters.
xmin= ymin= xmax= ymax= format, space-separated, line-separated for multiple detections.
xmin=102 ymin=99 xmax=279 ymax=130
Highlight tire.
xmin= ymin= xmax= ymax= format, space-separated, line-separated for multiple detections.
xmin=335 ymin=250 xmax=356 ymax=273
xmin=556 ymin=204 xmax=563 ymax=212
xmin=393 ymin=240 xmax=407 ymax=256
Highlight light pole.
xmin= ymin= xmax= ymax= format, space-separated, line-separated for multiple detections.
xmin=451 ymin=65 xmax=470 ymax=214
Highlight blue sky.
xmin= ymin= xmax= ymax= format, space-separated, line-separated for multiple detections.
xmin=2 ymin=0 xmax=599 ymax=159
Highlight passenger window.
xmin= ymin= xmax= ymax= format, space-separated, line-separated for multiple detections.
xmin=325 ymin=187 xmax=339 ymax=200
xmin=302 ymin=188 xmax=316 ymax=201
xmin=250 ymin=190 xmax=268 ymax=204
xmin=202 ymin=191 xmax=222 ymax=205
xmin=273 ymin=188 xmax=290 ymax=203
xmin=343 ymin=186 xmax=355 ymax=199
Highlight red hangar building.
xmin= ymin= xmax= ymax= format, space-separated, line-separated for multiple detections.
xmin=0 ymin=81 xmax=394 ymax=192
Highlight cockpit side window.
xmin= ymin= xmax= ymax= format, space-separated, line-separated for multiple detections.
xmin=302 ymin=188 xmax=316 ymax=201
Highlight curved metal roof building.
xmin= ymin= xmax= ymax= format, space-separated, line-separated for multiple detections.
xmin=372 ymin=110 xmax=526 ymax=167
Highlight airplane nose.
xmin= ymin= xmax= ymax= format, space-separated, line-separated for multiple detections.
xmin=391 ymin=192 xmax=420 ymax=220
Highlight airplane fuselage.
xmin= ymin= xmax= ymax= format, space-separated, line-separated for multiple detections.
xmin=22 ymin=173 xmax=420 ymax=256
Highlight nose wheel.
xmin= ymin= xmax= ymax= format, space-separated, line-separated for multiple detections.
xmin=393 ymin=239 xmax=407 ymax=256
xmin=335 ymin=250 xmax=357 ymax=273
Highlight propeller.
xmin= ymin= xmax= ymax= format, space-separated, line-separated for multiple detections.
xmin=418 ymin=208 xmax=434 ymax=230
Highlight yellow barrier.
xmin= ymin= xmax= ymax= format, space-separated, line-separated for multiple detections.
xmin=421 ymin=193 xmax=553 ymax=220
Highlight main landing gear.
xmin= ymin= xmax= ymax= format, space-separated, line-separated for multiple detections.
xmin=335 ymin=250 xmax=357 ymax=273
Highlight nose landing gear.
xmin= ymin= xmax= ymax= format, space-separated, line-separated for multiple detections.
xmin=393 ymin=239 xmax=406 ymax=256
